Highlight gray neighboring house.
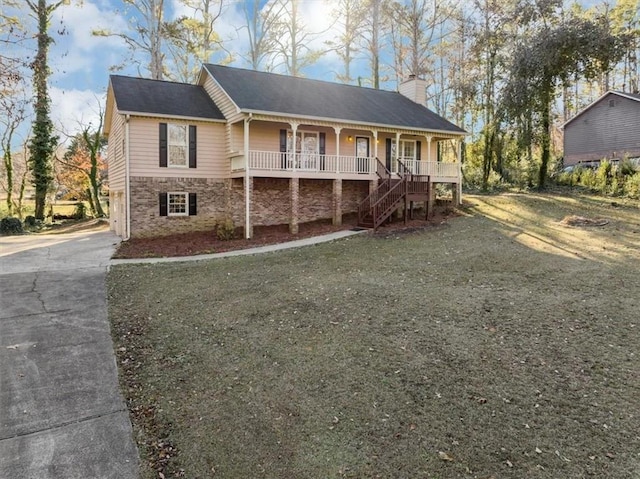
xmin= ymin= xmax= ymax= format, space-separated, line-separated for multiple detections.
xmin=563 ymin=91 xmax=640 ymax=166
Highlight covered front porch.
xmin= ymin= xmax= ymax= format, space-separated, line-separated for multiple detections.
xmin=230 ymin=151 xmax=461 ymax=183
xmin=230 ymin=115 xmax=464 ymax=238
xmin=228 ymin=115 xmax=463 ymax=181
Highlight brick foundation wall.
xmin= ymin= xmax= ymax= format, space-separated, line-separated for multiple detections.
xmin=129 ymin=176 xmax=372 ymax=238
xmin=299 ymin=179 xmax=333 ymax=223
xmin=342 ymin=180 xmax=370 ymax=213
xmin=129 ymin=176 xmax=230 ymax=238
xmin=252 ymin=178 xmax=291 ymax=225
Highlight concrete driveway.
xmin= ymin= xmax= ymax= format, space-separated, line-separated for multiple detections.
xmin=0 ymin=228 xmax=139 ymax=478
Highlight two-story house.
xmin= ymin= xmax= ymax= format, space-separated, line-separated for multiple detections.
xmin=104 ymin=64 xmax=466 ymax=239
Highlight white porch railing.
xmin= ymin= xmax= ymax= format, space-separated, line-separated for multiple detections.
xmin=243 ymin=150 xmax=376 ymax=174
xmin=395 ymin=158 xmax=460 ymax=179
xmin=230 ymin=151 xmax=461 ymax=180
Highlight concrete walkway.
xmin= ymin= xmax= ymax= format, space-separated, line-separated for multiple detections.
xmin=0 ymin=228 xmax=139 ymax=479
xmin=111 ymin=229 xmax=365 ymax=265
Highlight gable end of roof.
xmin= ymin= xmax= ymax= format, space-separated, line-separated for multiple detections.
xmin=109 ymin=75 xmax=225 ymax=121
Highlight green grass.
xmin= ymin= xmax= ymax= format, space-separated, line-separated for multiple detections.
xmin=0 ymin=200 xmax=83 ymax=219
xmin=108 ymin=191 xmax=640 ymax=479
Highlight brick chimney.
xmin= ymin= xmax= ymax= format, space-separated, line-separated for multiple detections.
xmin=399 ymin=74 xmax=427 ymax=106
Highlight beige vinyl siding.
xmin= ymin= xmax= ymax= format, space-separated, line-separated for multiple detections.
xmin=564 ymin=94 xmax=640 ymax=164
xmin=128 ymin=117 xmax=228 ymax=179
xmin=231 ymin=122 xmax=244 ymax=152
xmin=202 ymin=76 xmax=241 ymax=121
xmin=107 ymin=109 xmax=126 ymax=190
xmin=245 ymin=122 xmax=439 ymax=161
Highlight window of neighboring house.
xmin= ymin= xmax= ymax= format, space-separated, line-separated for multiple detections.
xmin=168 ymin=124 xmax=188 ymax=167
xmin=168 ymin=192 xmax=188 ymax=216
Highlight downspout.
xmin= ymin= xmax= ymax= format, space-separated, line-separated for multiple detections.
xmin=124 ymin=114 xmax=131 ymax=241
xmin=244 ymin=114 xmax=252 ymax=239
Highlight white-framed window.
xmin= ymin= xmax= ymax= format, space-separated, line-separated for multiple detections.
xmin=168 ymin=124 xmax=188 ymax=167
xmin=391 ymin=140 xmax=417 ymax=160
xmin=168 ymin=192 xmax=188 ymax=216
xmin=286 ymin=130 xmax=319 ymax=154
xmin=286 ymin=130 xmax=319 ymax=170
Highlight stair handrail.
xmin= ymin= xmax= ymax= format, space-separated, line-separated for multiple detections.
xmin=358 ymin=159 xmax=393 ymax=224
xmin=376 ymin=158 xmax=392 ymax=180
xmin=372 ymin=174 xmax=408 ymax=229
xmin=397 ymin=159 xmax=412 ymax=178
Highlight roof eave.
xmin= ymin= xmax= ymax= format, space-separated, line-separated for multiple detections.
xmin=118 ymin=111 xmax=226 ymax=123
xmin=563 ymin=90 xmax=640 ymax=128
xmin=104 ymin=81 xmax=115 ymax=136
xmin=241 ymin=108 xmax=467 ymax=136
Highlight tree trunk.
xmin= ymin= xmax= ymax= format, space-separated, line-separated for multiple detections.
xmin=372 ymin=0 xmax=380 ymax=89
xmin=29 ymin=0 xmax=57 ymax=220
xmin=538 ymin=83 xmax=552 ymax=189
xmin=3 ymin=150 xmax=13 ymax=216
xmin=90 ymin=174 xmax=105 ymax=217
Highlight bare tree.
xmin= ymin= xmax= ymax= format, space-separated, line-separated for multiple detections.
xmin=94 ymin=0 xmax=166 ymax=80
xmin=0 ymin=88 xmax=28 ymax=216
xmin=239 ymin=0 xmax=282 ymax=70
xmin=268 ymin=0 xmax=326 ymax=76
xmin=165 ymin=0 xmax=227 ymax=82
xmin=386 ymin=0 xmax=453 ymax=79
xmin=326 ymin=0 xmax=366 ymax=84
xmin=358 ymin=0 xmax=388 ymax=88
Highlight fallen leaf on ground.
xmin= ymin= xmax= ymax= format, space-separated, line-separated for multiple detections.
xmin=438 ymin=451 xmax=454 ymax=462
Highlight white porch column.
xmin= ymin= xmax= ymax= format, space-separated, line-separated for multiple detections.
xmin=372 ymin=130 xmax=378 ymax=173
xmin=455 ymin=137 xmax=463 ymax=206
xmin=333 ymin=126 xmax=341 ymax=173
xmin=426 ymin=135 xmax=432 ymax=163
xmin=290 ymin=121 xmax=298 ymax=171
xmin=244 ymin=117 xmax=252 ymax=239
xmin=395 ymin=132 xmax=401 ymax=173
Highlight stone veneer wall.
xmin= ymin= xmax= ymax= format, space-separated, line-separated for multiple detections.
xmin=129 ymin=176 xmax=231 ymax=238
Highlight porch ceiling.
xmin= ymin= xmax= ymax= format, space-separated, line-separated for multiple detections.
xmin=242 ymin=113 xmax=463 ymax=141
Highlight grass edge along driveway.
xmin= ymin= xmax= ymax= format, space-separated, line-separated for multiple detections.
xmin=108 ymin=192 xmax=640 ymax=479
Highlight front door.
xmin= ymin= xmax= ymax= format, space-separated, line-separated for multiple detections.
xmin=356 ymin=136 xmax=369 ymax=173
xmin=291 ymin=131 xmax=318 ymax=170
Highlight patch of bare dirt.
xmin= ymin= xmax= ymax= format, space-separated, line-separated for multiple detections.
xmin=560 ymin=215 xmax=610 ymax=227
xmin=113 ymin=206 xmax=458 ymax=259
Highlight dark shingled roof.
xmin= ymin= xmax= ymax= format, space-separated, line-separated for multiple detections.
xmin=204 ymin=64 xmax=465 ymax=134
xmin=109 ymin=75 xmax=224 ymax=120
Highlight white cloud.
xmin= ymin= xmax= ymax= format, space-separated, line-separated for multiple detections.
xmin=48 ymin=0 xmax=129 ymax=78
xmin=50 ymin=87 xmax=106 ymax=141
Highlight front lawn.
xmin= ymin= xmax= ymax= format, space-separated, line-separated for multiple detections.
xmin=108 ymin=192 xmax=640 ymax=478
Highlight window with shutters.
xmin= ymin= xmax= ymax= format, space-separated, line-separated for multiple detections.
xmin=391 ymin=140 xmax=416 ymax=160
xmin=168 ymin=124 xmax=188 ymax=167
xmin=168 ymin=192 xmax=188 ymax=216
